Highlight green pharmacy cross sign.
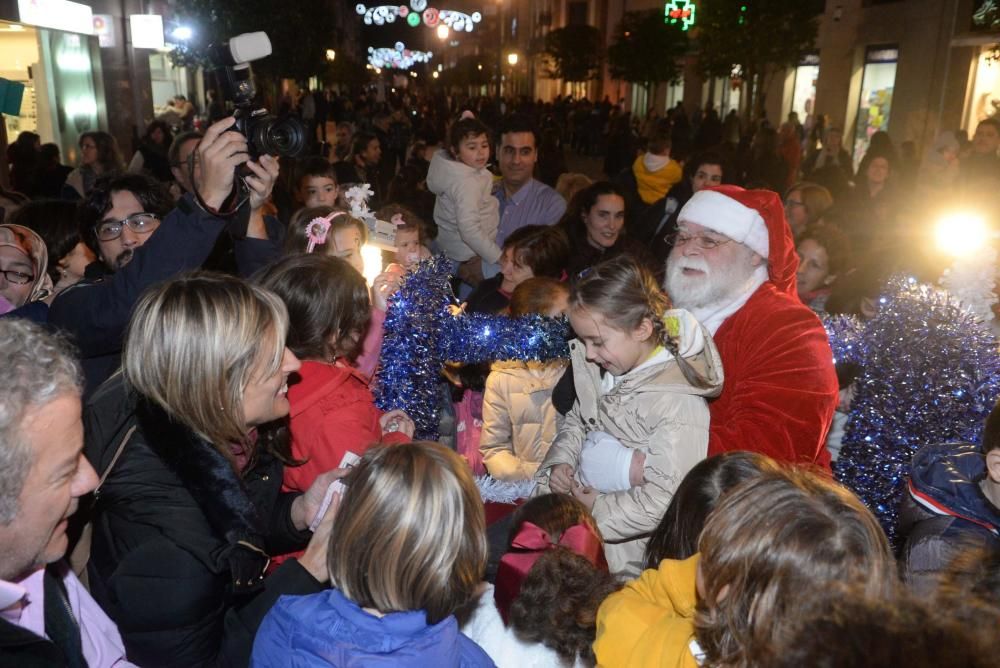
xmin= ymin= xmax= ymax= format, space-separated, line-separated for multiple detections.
xmin=664 ymin=0 xmax=696 ymax=31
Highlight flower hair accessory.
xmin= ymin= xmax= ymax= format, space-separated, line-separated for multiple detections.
xmin=460 ymin=110 xmax=475 ymax=120
xmin=344 ymin=184 xmax=375 ymax=223
xmin=493 ymin=521 xmax=607 ymax=625
xmin=305 ymin=211 xmax=346 ymax=253
xmin=390 ymin=213 xmax=406 ymax=227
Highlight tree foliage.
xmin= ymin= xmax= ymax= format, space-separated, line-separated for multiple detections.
xmin=543 ymin=25 xmax=604 ymax=83
xmin=696 ymin=0 xmax=823 ymax=118
xmin=608 ymin=10 xmax=689 ymax=95
xmin=168 ymin=0 xmax=338 ymax=82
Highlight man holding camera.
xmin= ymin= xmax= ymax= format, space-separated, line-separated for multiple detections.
xmin=47 ymin=116 xmax=281 ymax=396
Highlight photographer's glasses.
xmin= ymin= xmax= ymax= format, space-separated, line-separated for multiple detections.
xmin=96 ymin=213 xmax=161 ymax=242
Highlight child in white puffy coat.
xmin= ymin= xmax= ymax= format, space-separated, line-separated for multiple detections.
xmin=426 ymin=112 xmax=501 ymax=282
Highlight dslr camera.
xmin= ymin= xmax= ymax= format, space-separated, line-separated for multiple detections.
xmin=209 ymin=32 xmax=306 ymax=158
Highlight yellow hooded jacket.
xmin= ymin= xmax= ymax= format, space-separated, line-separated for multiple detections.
xmin=632 ymin=154 xmax=683 ymax=205
xmin=593 ymin=554 xmax=701 ymax=668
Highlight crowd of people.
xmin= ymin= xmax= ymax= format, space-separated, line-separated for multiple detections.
xmin=2 ymin=85 xmax=1000 ymax=668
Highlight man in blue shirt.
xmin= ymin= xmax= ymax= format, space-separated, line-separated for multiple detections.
xmin=474 ymin=115 xmax=566 ymax=282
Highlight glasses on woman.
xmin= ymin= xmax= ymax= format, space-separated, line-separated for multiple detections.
xmin=666 ymin=232 xmax=733 ymax=250
xmin=95 ymin=213 xmax=161 ymax=242
xmin=0 ymin=269 xmax=34 ymax=284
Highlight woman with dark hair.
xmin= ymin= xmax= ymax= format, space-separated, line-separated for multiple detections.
xmin=63 ymin=131 xmax=125 ymax=199
xmin=643 ymin=452 xmax=778 ymax=568
xmin=127 ymin=120 xmax=175 ymax=183
xmin=558 ymin=181 xmax=651 ymax=279
xmin=7 ymin=199 xmax=96 ymax=297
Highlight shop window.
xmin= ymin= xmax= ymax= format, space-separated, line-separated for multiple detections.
xmin=852 ymin=45 xmax=898 ymax=171
xmin=790 ymin=53 xmax=819 ymax=126
xmin=964 ymin=49 xmax=1000 ymax=132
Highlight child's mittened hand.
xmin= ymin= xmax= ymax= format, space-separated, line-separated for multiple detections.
xmin=549 ymin=463 xmax=575 ymax=494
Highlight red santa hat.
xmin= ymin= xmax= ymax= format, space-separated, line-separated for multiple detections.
xmin=677 ymin=185 xmax=799 ymax=295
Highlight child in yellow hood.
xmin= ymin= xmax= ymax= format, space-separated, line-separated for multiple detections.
xmin=633 ymin=129 xmax=683 ymax=206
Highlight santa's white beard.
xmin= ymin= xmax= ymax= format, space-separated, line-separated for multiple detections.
xmin=665 ymin=254 xmax=758 ymax=310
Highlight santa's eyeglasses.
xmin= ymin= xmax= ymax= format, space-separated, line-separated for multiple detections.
xmin=666 ymin=232 xmax=734 ymax=250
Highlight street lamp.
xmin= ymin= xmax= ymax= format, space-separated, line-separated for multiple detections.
xmin=436 ymin=24 xmax=449 ymax=40
xmin=326 ymin=49 xmax=336 ymax=61
xmin=171 ymin=26 xmax=193 ymax=41
xmin=506 ymin=52 xmax=518 ymax=66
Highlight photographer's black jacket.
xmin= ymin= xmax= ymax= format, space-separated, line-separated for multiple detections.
xmin=47 ymin=195 xmax=282 ymax=397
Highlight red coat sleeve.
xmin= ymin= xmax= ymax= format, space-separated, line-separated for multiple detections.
xmin=283 ymin=380 xmax=408 ymax=494
xmin=707 ymin=287 xmax=837 ymax=469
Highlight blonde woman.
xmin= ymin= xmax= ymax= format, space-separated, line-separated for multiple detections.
xmin=252 ymin=441 xmax=493 ymax=667
xmin=84 ymin=273 xmax=346 ymax=667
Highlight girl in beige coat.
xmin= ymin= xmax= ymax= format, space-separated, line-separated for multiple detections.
xmin=480 ymin=278 xmax=570 ymax=481
xmin=535 ymin=256 xmax=724 ymax=578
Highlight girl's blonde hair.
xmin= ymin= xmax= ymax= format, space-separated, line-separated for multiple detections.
xmin=329 ymin=441 xmax=488 ymax=623
xmin=694 ymin=467 xmax=897 ymax=666
xmin=123 ymin=272 xmax=289 ymax=452
xmin=284 ymin=205 xmax=368 ymax=255
xmin=570 ymin=255 xmax=709 ymax=387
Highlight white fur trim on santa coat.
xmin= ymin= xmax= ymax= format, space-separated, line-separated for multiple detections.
xmin=677 ymin=190 xmax=770 ymax=259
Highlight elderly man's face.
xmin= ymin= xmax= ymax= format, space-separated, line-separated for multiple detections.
xmin=0 ymin=394 xmax=97 ymax=581
xmin=665 ymin=221 xmax=766 ymax=309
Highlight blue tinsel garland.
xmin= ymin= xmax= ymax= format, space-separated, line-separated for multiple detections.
xmin=374 ymin=254 xmax=569 ymax=440
xmin=828 ymin=276 xmax=1000 ymax=546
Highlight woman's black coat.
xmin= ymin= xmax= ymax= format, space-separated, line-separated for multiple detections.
xmin=83 ymin=374 xmax=322 ymax=667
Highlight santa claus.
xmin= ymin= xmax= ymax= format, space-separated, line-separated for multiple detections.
xmin=665 ymin=185 xmax=837 ymax=468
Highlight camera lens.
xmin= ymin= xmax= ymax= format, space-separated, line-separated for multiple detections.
xmin=248 ymin=114 xmax=306 ymax=158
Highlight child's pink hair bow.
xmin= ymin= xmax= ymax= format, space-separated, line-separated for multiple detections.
xmin=390 ymin=213 xmax=406 ymax=227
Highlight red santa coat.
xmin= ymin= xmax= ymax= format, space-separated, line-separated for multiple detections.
xmin=698 ymin=186 xmax=838 ymax=469
xmin=708 ymin=283 xmax=837 ymax=468
xmin=283 ymin=360 xmax=409 ymax=496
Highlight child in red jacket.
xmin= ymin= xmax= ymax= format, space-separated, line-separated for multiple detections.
xmin=255 ymin=253 xmax=414 ymax=500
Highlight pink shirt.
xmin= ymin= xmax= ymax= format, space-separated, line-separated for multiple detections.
xmin=0 ymin=561 xmax=136 ymax=667
xmin=354 ymin=305 xmax=385 ymax=382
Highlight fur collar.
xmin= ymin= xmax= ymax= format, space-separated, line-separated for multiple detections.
xmin=135 ymin=398 xmax=270 ymax=590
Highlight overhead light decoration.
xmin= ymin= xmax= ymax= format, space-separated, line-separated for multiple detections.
xmin=368 ymin=42 xmax=433 ymax=70
xmin=664 ymin=0 xmax=696 ymax=31
xmin=357 ymin=1 xmax=481 ymax=31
